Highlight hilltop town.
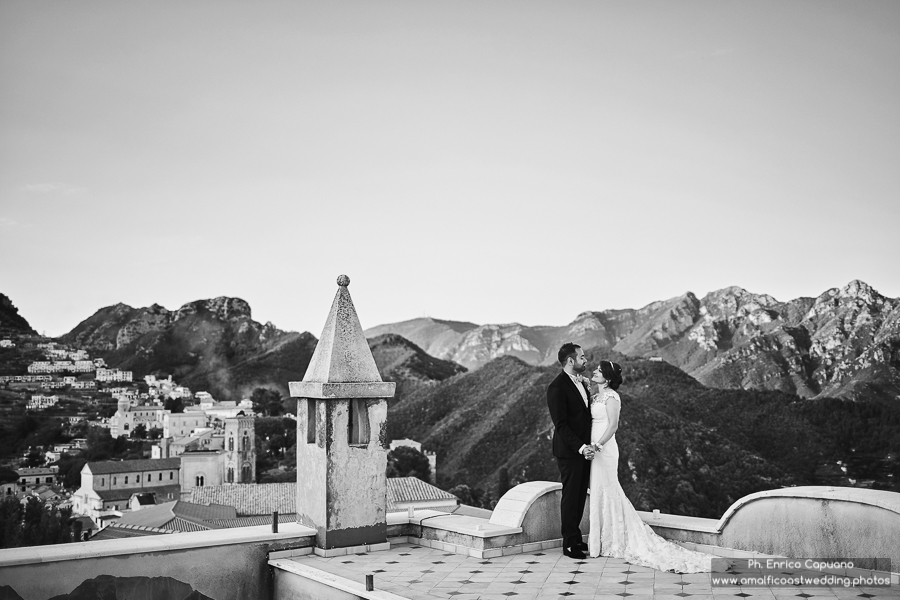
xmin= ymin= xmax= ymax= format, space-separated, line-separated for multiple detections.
xmin=0 ymin=319 xmax=446 ymax=546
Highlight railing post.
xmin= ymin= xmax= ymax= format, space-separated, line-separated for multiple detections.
xmin=272 ymin=510 xmax=279 ymax=533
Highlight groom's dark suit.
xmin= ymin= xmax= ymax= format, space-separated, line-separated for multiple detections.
xmin=547 ymin=371 xmax=593 ymax=550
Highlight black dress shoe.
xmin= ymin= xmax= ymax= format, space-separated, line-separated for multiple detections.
xmin=573 ymin=541 xmax=588 ymax=551
xmin=563 ymin=546 xmax=587 ymax=559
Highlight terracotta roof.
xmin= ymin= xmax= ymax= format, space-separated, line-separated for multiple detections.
xmin=91 ymin=523 xmax=175 ymax=540
xmin=114 ymin=500 xmax=235 ymax=530
xmin=387 ymin=477 xmax=458 ymax=505
xmin=191 ymin=478 xmax=458 ymax=516
xmin=87 ymin=458 xmax=180 ymax=475
xmin=169 ymin=516 xmax=216 ymax=532
xmin=190 ymin=483 xmax=294 ymax=516
xmin=205 ymin=513 xmax=298 ymax=528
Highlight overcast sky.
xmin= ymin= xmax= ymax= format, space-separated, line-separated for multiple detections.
xmin=1 ymin=1 xmax=898 ymax=337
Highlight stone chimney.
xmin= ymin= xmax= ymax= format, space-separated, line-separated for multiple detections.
xmin=290 ymin=275 xmax=395 ymax=555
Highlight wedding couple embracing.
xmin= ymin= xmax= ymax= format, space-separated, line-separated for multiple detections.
xmin=547 ymin=342 xmax=718 ymax=573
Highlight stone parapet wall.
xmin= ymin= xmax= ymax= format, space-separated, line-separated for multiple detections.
xmin=0 ymin=524 xmax=315 ymax=600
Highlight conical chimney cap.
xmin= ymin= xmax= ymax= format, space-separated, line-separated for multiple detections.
xmin=289 ymin=275 xmax=395 ymax=399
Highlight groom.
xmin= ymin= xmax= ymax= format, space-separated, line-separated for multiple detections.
xmin=547 ymin=342 xmax=594 ymax=559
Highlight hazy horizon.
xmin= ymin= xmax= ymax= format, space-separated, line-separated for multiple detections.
xmin=2 ymin=1 xmax=898 ymax=337
xmin=3 ymin=276 xmax=894 ymax=338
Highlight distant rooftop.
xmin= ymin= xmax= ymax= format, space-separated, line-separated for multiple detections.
xmin=90 ymin=523 xmax=176 ymax=541
xmin=386 ymin=477 xmax=458 ymax=509
xmin=16 ymin=467 xmax=56 ymax=475
xmin=190 ymin=483 xmax=295 ymax=516
xmin=132 ymin=493 xmax=157 ymax=506
xmin=190 ymin=478 xmax=459 ymax=517
xmin=87 ymin=458 xmax=180 ymax=474
xmin=96 ymin=484 xmax=180 ymax=503
xmin=114 ymin=500 xmax=236 ymax=531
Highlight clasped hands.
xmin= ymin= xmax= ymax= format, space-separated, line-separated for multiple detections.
xmin=581 ymin=443 xmax=603 ymax=461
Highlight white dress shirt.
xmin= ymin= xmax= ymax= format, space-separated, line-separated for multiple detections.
xmin=567 ymin=372 xmax=590 ymax=456
xmin=568 ymin=372 xmax=588 ymax=407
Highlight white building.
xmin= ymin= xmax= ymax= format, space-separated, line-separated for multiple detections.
xmin=27 ymin=395 xmax=59 ymax=410
xmin=96 ymin=368 xmax=133 ymax=382
xmin=195 ymin=391 xmax=215 ymax=408
xmin=163 ymin=411 xmax=209 ymax=439
xmin=16 ymin=467 xmax=58 ymax=489
xmin=0 ymin=339 xmax=15 ymax=348
xmin=27 ymin=360 xmax=93 ymax=374
xmin=110 ymin=397 xmax=167 ymax=437
xmin=71 ymin=458 xmax=181 ymax=523
xmin=1 ymin=375 xmax=51 ymax=383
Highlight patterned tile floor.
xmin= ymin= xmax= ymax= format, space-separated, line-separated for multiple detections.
xmin=288 ymin=543 xmax=899 ymax=600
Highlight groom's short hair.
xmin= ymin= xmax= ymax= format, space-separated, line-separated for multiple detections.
xmin=558 ymin=343 xmax=581 ymax=366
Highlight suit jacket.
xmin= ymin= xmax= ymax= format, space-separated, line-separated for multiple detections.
xmin=547 ymin=371 xmax=592 ymax=459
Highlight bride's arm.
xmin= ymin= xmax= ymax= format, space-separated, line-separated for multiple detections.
xmin=594 ymin=395 xmax=620 ymax=447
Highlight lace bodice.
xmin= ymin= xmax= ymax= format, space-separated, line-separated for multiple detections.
xmin=590 ymin=389 xmax=619 ymax=421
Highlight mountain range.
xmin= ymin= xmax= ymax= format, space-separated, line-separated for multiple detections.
xmin=0 ymin=293 xmax=35 ymax=335
xmin=387 ymin=349 xmax=900 ymax=517
xmin=366 ymin=280 xmax=900 ymax=403
xmin=55 ymin=297 xmax=463 ymax=402
xmin=8 ymin=278 xmax=900 ymax=405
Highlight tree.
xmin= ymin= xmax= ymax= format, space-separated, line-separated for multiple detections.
xmin=0 ymin=496 xmax=74 ymax=548
xmin=147 ymin=426 xmax=163 ymax=440
xmin=55 ymin=455 xmax=87 ymax=489
xmin=386 ymin=446 xmax=432 ymax=483
xmin=23 ymin=450 xmax=44 ymax=468
xmin=131 ymin=424 xmax=147 ymax=439
xmin=251 ymin=388 xmax=284 ymax=417
xmin=447 ymin=484 xmax=493 ymax=509
xmin=496 ymin=467 xmax=511 ymax=499
xmin=0 ymin=467 xmax=19 ymax=485
xmin=0 ymin=496 xmax=23 ymax=548
xmin=85 ymin=426 xmax=130 ymax=461
xmin=164 ymin=397 xmax=185 ymax=413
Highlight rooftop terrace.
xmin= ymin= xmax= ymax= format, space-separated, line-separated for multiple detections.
xmin=1 ymin=276 xmax=897 ymax=600
xmin=273 ymin=541 xmax=899 ymax=600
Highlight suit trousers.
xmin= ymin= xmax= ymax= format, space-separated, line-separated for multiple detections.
xmin=557 ymin=456 xmax=591 ymax=549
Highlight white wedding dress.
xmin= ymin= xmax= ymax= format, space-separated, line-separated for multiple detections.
xmin=588 ymin=389 xmax=719 ymax=572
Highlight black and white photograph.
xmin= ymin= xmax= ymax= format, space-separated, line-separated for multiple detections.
xmin=1 ymin=2 xmax=898 ymax=599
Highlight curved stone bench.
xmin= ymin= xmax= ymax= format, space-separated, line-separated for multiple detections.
xmin=715 ymin=486 xmax=899 ymax=568
xmin=490 ymin=481 xmax=589 ymax=545
xmin=637 ymin=486 xmax=900 ymax=569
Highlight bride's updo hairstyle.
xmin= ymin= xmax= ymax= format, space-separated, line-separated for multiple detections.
xmin=600 ymin=360 xmax=624 ymax=390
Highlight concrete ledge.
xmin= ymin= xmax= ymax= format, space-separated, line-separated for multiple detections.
xmin=313 ymin=542 xmax=391 ymax=557
xmin=401 ymin=510 xmax=520 ymax=538
xmin=289 ymin=382 xmax=396 ymax=399
xmin=717 ymin=486 xmax=900 ymax=529
xmin=271 ymin=558 xmax=408 ymax=600
xmin=0 ymin=523 xmax=316 ymax=567
xmin=638 ymin=510 xmax=720 ymax=534
xmin=269 ymin=547 xmax=314 ymax=559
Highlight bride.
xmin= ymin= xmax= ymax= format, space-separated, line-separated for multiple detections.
xmin=587 ymin=360 xmax=722 ymax=572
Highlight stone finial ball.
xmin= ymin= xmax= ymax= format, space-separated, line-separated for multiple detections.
xmin=337 ymin=274 xmax=350 ymax=287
